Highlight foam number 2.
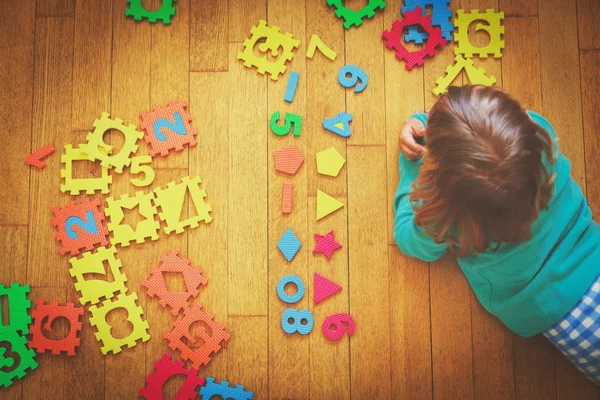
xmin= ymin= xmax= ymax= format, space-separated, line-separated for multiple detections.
xmin=130 ymin=156 xmax=155 ymax=187
xmin=65 ymin=211 xmax=98 ymax=240
xmin=282 ymin=309 xmax=314 ymax=335
xmin=153 ymin=112 xmax=187 ymax=141
xmin=270 ymin=111 xmax=302 ymax=137
xmin=322 ymin=313 xmax=355 ymax=341
xmin=338 ymin=64 xmax=368 ymax=93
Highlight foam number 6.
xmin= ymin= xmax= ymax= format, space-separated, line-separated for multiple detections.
xmin=65 ymin=211 xmax=98 ymax=240
xmin=270 ymin=111 xmax=302 ymax=137
xmin=338 ymin=65 xmax=368 ymax=93
xmin=130 ymin=156 xmax=155 ymax=187
xmin=153 ymin=112 xmax=187 ymax=142
xmin=322 ymin=313 xmax=355 ymax=341
xmin=281 ymin=308 xmax=314 ymax=335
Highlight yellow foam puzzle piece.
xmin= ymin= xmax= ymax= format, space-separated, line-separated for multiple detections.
xmin=130 ymin=156 xmax=155 ymax=187
xmin=88 ymin=292 xmax=150 ymax=355
xmin=317 ymin=189 xmax=344 ymax=220
xmin=306 ymin=34 xmax=337 ymax=60
xmin=69 ymin=247 xmax=128 ymax=306
xmin=105 ymin=191 xmax=160 ymax=247
xmin=316 ymin=147 xmax=346 ymax=177
xmin=60 ymin=145 xmax=112 ymax=195
xmin=454 ymin=9 xmax=505 ymax=59
xmin=153 ymin=176 xmax=213 ymax=235
xmin=432 ymin=55 xmax=496 ymax=96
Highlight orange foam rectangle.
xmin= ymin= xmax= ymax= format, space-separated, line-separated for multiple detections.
xmin=282 ymin=182 xmax=293 ymax=214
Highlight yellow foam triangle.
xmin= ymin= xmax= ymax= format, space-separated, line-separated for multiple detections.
xmin=316 ymin=190 xmax=344 ymax=220
xmin=333 ymin=122 xmax=343 ymax=130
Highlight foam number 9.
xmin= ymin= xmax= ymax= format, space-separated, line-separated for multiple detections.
xmin=270 ymin=111 xmax=302 ymax=137
xmin=65 ymin=211 xmax=98 ymax=240
xmin=281 ymin=308 xmax=314 ymax=335
xmin=322 ymin=313 xmax=355 ymax=341
xmin=130 ymin=156 xmax=155 ymax=187
xmin=338 ymin=65 xmax=368 ymax=93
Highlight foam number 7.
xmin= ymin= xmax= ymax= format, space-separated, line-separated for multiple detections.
xmin=281 ymin=308 xmax=314 ymax=335
xmin=130 ymin=156 xmax=155 ymax=187
xmin=322 ymin=313 xmax=355 ymax=341
xmin=338 ymin=65 xmax=368 ymax=93
xmin=65 ymin=211 xmax=98 ymax=240
xmin=270 ymin=111 xmax=302 ymax=137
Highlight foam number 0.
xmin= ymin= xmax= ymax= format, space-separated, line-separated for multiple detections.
xmin=338 ymin=65 xmax=368 ymax=93
xmin=322 ymin=313 xmax=355 ymax=341
xmin=270 ymin=111 xmax=302 ymax=137
xmin=281 ymin=308 xmax=314 ymax=335
xmin=65 ymin=211 xmax=98 ymax=240
xmin=276 ymin=275 xmax=305 ymax=304
xmin=130 ymin=156 xmax=155 ymax=187
xmin=153 ymin=112 xmax=187 ymax=142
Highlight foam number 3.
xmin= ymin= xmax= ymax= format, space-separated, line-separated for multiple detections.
xmin=338 ymin=65 xmax=368 ymax=93
xmin=281 ymin=308 xmax=314 ymax=335
xmin=270 ymin=111 xmax=302 ymax=137
xmin=65 ymin=211 xmax=98 ymax=240
xmin=322 ymin=313 xmax=355 ymax=341
xmin=130 ymin=156 xmax=155 ymax=187
xmin=153 ymin=112 xmax=187 ymax=142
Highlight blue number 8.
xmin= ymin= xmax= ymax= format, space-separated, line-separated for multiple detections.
xmin=281 ymin=308 xmax=314 ymax=335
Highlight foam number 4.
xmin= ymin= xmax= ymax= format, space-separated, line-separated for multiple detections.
xmin=323 ymin=112 xmax=353 ymax=138
xmin=65 ymin=211 xmax=98 ymax=240
xmin=130 ymin=156 xmax=155 ymax=187
xmin=281 ymin=308 xmax=314 ymax=335
xmin=322 ymin=313 xmax=355 ymax=341
xmin=270 ymin=111 xmax=302 ymax=137
xmin=338 ymin=65 xmax=368 ymax=93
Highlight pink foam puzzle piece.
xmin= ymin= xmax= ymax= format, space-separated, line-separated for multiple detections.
xmin=314 ymin=273 xmax=342 ymax=305
xmin=313 ymin=230 xmax=342 ymax=260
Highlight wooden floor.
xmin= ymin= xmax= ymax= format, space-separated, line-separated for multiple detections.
xmin=1 ymin=0 xmax=599 ymax=399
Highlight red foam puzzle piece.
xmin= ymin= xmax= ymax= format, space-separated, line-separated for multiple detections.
xmin=314 ymin=273 xmax=342 ymax=305
xmin=138 ymin=353 xmax=205 ymax=400
xmin=140 ymin=100 xmax=197 ymax=157
xmin=274 ymin=146 xmax=304 ymax=176
xmin=25 ymin=144 xmax=55 ymax=169
xmin=313 ymin=230 xmax=342 ymax=260
xmin=28 ymin=300 xmax=83 ymax=356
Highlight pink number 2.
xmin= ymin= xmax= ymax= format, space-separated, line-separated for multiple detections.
xmin=322 ymin=313 xmax=355 ymax=341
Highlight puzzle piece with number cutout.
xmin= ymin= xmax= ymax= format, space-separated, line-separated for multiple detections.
xmin=200 ymin=378 xmax=254 ymax=400
xmin=60 ymin=145 xmax=112 ymax=195
xmin=139 ymin=100 xmax=197 ymax=157
xmin=0 ymin=283 xmax=31 ymax=335
xmin=454 ymin=9 xmax=505 ymax=58
xmin=326 ymin=0 xmax=387 ymax=29
xmin=432 ymin=54 xmax=496 ymax=96
xmin=0 ymin=331 xmax=38 ymax=388
xmin=28 ymin=300 xmax=83 ymax=356
xmin=138 ymin=353 xmax=205 ymax=400
xmin=105 ymin=191 xmax=160 ymax=247
xmin=125 ymin=0 xmax=176 ymax=24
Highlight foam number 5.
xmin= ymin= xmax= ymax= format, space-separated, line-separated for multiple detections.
xmin=338 ymin=65 xmax=368 ymax=93
xmin=270 ymin=111 xmax=302 ymax=137
xmin=281 ymin=308 xmax=314 ymax=335
xmin=153 ymin=112 xmax=187 ymax=142
xmin=322 ymin=313 xmax=355 ymax=341
xmin=130 ymin=156 xmax=155 ymax=187
xmin=65 ymin=211 xmax=98 ymax=240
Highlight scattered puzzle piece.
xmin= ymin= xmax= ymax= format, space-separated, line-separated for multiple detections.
xmin=141 ymin=249 xmax=208 ymax=316
xmin=276 ymin=275 xmax=305 ymax=304
xmin=138 ymin=353 xmax=205 ymax=400
xmin=139 ymin=101 xmax=197 ymax=157
xmin=0 ymin=331 xmax=38 ymax=388
xmin=274 ymin=146 xmax=304 ymax=176
xmin=313 ymin=231 xmax=342 ymax=261
xmin=270 ymin=111 xmax=302 ymax=137
xmin=277 ymin=228 xmax=302 ymax=262
xmin=25 ymin=143 xmax=55 ymax=169
xmin=237 ymin=20 xmax=300 ymax=81
xmin=316 ymin=190 xmax=344 ymax=220
xmin=0 ymin=283 xmax=31 ymax=335
xmin=314 ymin=273 xmax=342 ymax=304
xmin=282 ymin=182 xmax=293 ymax=215
xmin=323 ymin=112 xmax=352 ymax=138
xmin=28 ymin=300 xmax=83 ymax=356
xmin=306 ymin=34 xmax=337 ymax=60
xmin=454 ymin=9 xmax=505 ymax=58
xmin=125 ymin=0 xmax=176 ymax=24
xmin=326 ymin=0 xmax=387 ymax=29
xmin=432 ymin=54 xmax=496 ymax=96
xmin=105 ymin=191 xmax=160 ymax=247
xmin=316 ymin=147 xmax=345 ymax=177
xmin=60 ymin=145 xmax=112 ymax=195
xmin=338 ymin=64 xmax=368 ymax=93
xmin=284 ymin=71 xmax=299 ymax=103
xmin=200 ymin=377 xmax=254 ymax=400
xmin=322 ymin=313 xmax=355 ymax=341
xmin=130 ymin=156 xmax=156 ymax=187
xmin=403 ymin=0 xmax=454 ymax=44
xmin=281 ymin=309 xmax=314 ymax=335
xmin=89 ymin=292 xmax=150 ymax=355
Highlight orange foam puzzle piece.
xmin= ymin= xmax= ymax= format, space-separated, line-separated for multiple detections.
xmin=282 ymin=182 xmax=293 ymax=214
xmin=274 ymin=146 xmax=304 ymax=176
xmin=28 ymin=300 xmax=83 ymax=356
xmin=138 ymin=353 xmax=205 ymax=400
xmin=25 ymin=143 xmax=55 ymax=169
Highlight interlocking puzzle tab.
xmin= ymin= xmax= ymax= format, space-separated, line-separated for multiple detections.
xmin=125 ymin=0 xmax=176 ymax=24
xmin=338 ymin=65 xmax=368 ymax=93
xmin=88 ymin=292 xmax=150 ymax=355
xmin=200 ymin=378 xmax=254 ymax=400
xmin=454 ymin=9 xmax=505 ymax=58
xmin=164 ymin=304 xmax=230 ymax=369
xmin=25 ymin=143 xmax=55 ymax=169
xmin=314 ymin=273 xmax=342 ymax=304
xmin=153 ymin=176 xmax=213 ymax=235
xmin=140 ymin=101 xmax=197 ymax=157
xmin=0 ymin=331 xmax=38 ymax=388
xmin=130 ymin=156 xmax=156 ymax=187
xmin=0 ymin=283 xmax=32 ymax=335
xmin=316 ymin=147 xmax=345 ymax=177
xmin=322 ymin=313 xmax=355 ymax=341
xmin=270 ymin=111 xmax=302 ymax=137
xmin=139 ymin=353 xmax=205 ymax=400
xmin=82 ymin=112 xmax=143 ymax=173
xmin=316 ymin=190 xmax=344 ymax=220
xmin=313 ymin=231 xmax=342 ymax=261
xmin=284 ymin=71 xmax=299 ymax=103
xmin=105 ymin=191 xmax=160 ymax=247
xmin=323 ymin=112 xmax=353 ymax=138
xmin=69 ymin=247 xmax=128 ymax=306
xmin=60 ymin=145 xmax=112 ymax=195
xmin=277 ymin=228 xmax=302 ymax=262
xmin=432 ymin=54 xmax=496 ymax=96
xmin=276 ymin=274 xmax=305 ymax=304
xmin=282 ymin=182 xmax=293 ymax=215
xmin=281 ymin=308 xmax=314 ymax=335
xmin=403 ymin=0 xmax=454 ymax=44
xmin=326 ymin=0 xmax=387 ymax=29
xmin=52 ymin=198 xmax=109 ymax=256
xmin=237 ymin=20 xmax=300 ymax=81
xmin=28 ymin=300 xmax=83 ymax=356
xmin=382 ymin=7 xmax=447 ymax=70
xmin=141 ymin=250 xmax=208 ymax=316
xmin=274 ymin=146 xmax=304 ymax=176
xmin=306 ymin=34 xmax=337 ymax=60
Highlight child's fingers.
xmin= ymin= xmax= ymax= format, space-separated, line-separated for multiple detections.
xmin=404 ymin=137 xmax=425 ymax=154
xmin=414 ymin=127 xmax=426 ymax=137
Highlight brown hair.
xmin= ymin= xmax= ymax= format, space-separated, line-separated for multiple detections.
xmin=411 ymin=86 xmax=555 ymax=257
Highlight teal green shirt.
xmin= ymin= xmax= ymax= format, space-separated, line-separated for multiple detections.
xmin=393 ymin=111 xmax=600 ymax=337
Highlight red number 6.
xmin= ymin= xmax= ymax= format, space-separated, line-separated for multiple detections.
xmin=322 ymin=313 xmax=355 ymax=341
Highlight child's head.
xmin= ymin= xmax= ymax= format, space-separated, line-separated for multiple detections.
xmin=411 ymin=85 xmax=555 ymax=256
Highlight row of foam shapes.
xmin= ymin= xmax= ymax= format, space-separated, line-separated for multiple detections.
xmin=277 ymin=228 xmax=343 ymax=262
xmin=274 ymin=145 xmax=346 ymax=178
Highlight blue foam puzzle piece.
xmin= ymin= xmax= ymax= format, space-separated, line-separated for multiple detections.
xmin=281 ymin=308 xmax=314 ymax=335
xmin=402 ymin=0 xmax=454 ymax=44
xmin=323 ymin=112 xmax=353 ymax=138
xmin=200 ymin=377 xmax=254 ymax=400
xmin=276 ymin=275 xmax=305 ymax=304
xmin=338 ymin=64 xmax=368 ymax=93
xmin=277 ymin=228 xmax=302 ymax=262
xmin=284 ymin=71 xmax=299 ymax=103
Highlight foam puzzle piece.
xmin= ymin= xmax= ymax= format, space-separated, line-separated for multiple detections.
xmin=139 ymin=353 xmax=205 ymax=400
xmin=125 ymin=0 xmax=176 ymax=24
xmin=0 ymin=331 xmax=38 ymax=388
xmin=28 ymin=300 xmax=83 ymax=356
xmin=82 ymin=112 xmax=143 ymax=173
xmin=141 ymin=249 xmax=208 ymax=315
xmin=306 ymin=34 xmax=337 ymax=60
xmin=316 ymin=190 xmax=344 ymax=220
xmin=322 ymin=313 xmax=356 ymax=341
xmin=277 ymin=228 xmax=302 ymax=262
xmin=60 ymin=145 xmax=112 ymax=195
xmin=274 ymin=146 xmax=304 ymax=175
xmin=105 ymin=191 xmax=160 ymax=247
xmin=0 ymin=283 xmax=31 ymax=335
xmin=284 ymin=71 xmax=299 ymax=103
xmin=270 ymin=111 xmax=302 ymax=137
xmin=153 ymin=176 xmax=213 ymax=235
xmin=140 ymin=101 xmax=197 ymax=157
xmin=323 ymin=112 xmax=352 ymax=138
xmin=276 ymin=275 xmax=305 ymax=304
xmin=432 ymin=54 xmax=496 ymax=96
xmin=338 ymin=65 xmax=368 ymax=93
xmin=402 ymin=0 xmax=454 ymax=44
xmin=69 ymin=247 xmax=128 ymax=306
xmin=281 ymin=308 xmax=314 ymax=335
xmin=237 ymin=20 xmax=300 ymax=81
xmin=314 ymin=273 xmax=342 ymax=304
xmin=326 ymin=0 xmax=387 ymax=29
xmin=88 ymin=292 xmax=150 ymax=355
xmin=454 ymin=9 xmax=505 ymax=58
xmin=52 ymin=198 xmax=110 ymax=256
xmin=200 ymin=377 xmax=254 ymax=400
xmin=25 ymin=143 xmax=55 ymax=169
xmin=282 ymin=182 xmax=293 ymax=215
xmin=316 ymin=147 xmax=345 ymax=177
xmin=382 ymin=7 xmax=447 ymax=70
xmin=164 ymin=304 xmax=230 ymax=369
xmin=130 ymin=156 xmax=156 ymax=187
xmin=313 ymin=230 xmax=342 ymax=261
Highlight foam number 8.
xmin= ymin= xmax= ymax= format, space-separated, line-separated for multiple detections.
xmin=65 ymin=211 xmax=98 ymax=240
xmin=338 ymin=65 xmax=368 ymax=93
xmin=130 ymin=156 xmax=155 ymax=187
xmin=270 ymin=111 xmax=302 ymax=136
xmin=322 ymin=313 xmax=355 ymax=341
xmin=281 ymin=308 xmax=314 ymax=335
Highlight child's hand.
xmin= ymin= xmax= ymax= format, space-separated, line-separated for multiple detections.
xmin=399 ymin=118 xmax=426 ymax=160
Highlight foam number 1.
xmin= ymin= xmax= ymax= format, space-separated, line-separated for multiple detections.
xmin=65 ymin=211 xmax=98 ymax=240
xmin=153 ymin=112 xmax=187 ymax=142
xmin=338 ymin=65 xmax=368 ymax=93
xmin=322 ymin=313 xmax=355 ymax=341
xmin=270 ymin=111 xmax=302 ymax=137
xmin=282 ymin=308 xmax=314 ymax=335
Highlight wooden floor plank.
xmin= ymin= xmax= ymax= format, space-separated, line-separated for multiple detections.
xmin=190 ymin=0 xmax=229 ymax=72
xmin=581 ymin=50 xmax=600 ymax=218
xmin=228 ymin=0 xmax=266 ymax=43
xmin=577 ymin=0 xmax=600 ymax=50
xmin=37 ymin=0 xmax=74 ymax=17
xmin=500 ymin=0 xmax=538 ymax=16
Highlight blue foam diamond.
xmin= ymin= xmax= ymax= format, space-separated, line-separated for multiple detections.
xmin=277 ymin=228 xmax=302 ymax=262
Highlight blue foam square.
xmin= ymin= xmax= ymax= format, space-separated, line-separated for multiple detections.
xmin=277 ymin=228 xmax=302 ymax=262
